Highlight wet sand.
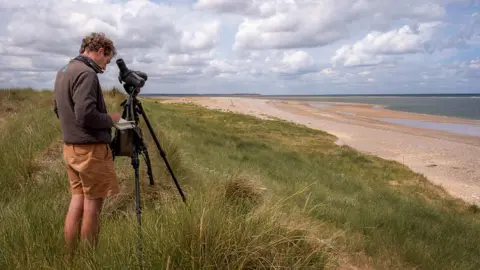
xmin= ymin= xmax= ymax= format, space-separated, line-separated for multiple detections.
xmin=160 ymin=96 xmax=480 ymax=205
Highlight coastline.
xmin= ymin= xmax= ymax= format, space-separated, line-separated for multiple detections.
xmin=159 ymin=96 xmax=480 ymax=205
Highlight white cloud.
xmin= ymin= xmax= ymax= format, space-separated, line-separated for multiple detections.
xmin=358 ymin=70 xmax=372 ymax=76
xmin=270 ymin=50 xmax=316 ymax=74
xmin=228 ymin=0 xmax=453 ymax=52
xmin=470 ymin=59 xmax=480 ymax=68
xmin=331 ymin=22 xmax=441 ymax=67
xmin=168 ymin=21 xmax=220 ymax=54
xmin=0 ymin=0 xmax=478 ymax=94
xmin=3 ymin=1 xmax=219 ymax=56
xmin=194 ymin=0 xmax=278 ymax=17
xmin=194 ymin=0 xmax=254 ymax=14
xmin=0 ymin=0 xmax=223 ymax=88
xmin=168 ymin=53 xmax=212 ymax=67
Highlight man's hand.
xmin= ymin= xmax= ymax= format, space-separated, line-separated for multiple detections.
xmin=110 ymin=112 xmax=121 ymax=124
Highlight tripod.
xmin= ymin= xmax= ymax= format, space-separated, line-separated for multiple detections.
xmin=110 ymin=84 xmax=186 ymax=269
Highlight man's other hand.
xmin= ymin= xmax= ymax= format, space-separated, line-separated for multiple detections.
xmin=110 ymin=112 xmax=121 ymax=123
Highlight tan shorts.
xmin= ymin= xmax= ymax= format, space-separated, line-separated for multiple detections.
xmin=63 ymin=143 xmax=119 ymax=199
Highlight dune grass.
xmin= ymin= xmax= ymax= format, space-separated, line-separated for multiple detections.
xmin=1 ymin=88 xmax=480 ymax=269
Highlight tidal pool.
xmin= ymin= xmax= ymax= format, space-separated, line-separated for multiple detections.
xmin=374 ymin=118 xmax=480 ymax=137
xmin=309 ymin=103 xmax=332 ymax=109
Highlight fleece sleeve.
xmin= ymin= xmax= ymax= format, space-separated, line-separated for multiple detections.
xmin=72 ymin=71 xmax=114 ymax=129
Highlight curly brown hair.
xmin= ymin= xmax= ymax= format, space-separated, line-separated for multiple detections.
xmin=79 ymin=32 xmax=117 ymax=57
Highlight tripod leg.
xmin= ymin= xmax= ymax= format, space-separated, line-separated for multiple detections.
xmin=131 ymin=142 xmax=143 ymax=269
xmin=140 ymin=145 xmax=154 ymax=186
xmin=136 ymin=101 xmax=186 ymax=203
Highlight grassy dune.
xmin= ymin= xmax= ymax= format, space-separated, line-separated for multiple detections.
xmin=1 ymin=88 xmax=480 ymax=269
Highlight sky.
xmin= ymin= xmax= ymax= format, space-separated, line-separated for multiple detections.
xmin=0 ymin=0 xmax=480 ymax=95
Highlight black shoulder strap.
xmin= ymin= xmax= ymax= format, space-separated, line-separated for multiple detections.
xmin=73 ymin=54 xmax=104 ymax=74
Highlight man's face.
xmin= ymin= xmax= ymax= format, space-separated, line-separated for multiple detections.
xmin=98 ymin=48 xmax=113 ymax=70
xmin=93 ymin=48 xmax=113 ymax=71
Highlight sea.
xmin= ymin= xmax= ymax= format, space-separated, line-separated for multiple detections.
xmin=259 ymin=94 xmax=480 ymax=120
xmin=260 ymin=94 xmax=480 ymax=137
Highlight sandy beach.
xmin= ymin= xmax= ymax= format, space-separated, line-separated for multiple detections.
xmin=160 ymin=96 xmax=480 ymax=205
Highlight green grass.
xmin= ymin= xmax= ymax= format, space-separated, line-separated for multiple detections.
xmin=1 ymin=88 xmax=480 ymax=269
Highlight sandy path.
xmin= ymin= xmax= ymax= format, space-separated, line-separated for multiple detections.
xmin=161 ymin=96 xmax=480 ymax=205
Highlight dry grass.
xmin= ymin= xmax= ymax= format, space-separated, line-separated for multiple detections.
xmin=2 ymin=88 xmax=480 ymax=270
xmin=224 ymin=173 xmax=267 ymax=205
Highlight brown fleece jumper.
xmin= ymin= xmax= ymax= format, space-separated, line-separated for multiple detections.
xmin=53 ymin=55 xmax=114 ymax=144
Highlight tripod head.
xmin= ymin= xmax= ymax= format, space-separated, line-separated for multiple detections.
xmin=116 ymin=58 xmax=148 ymax=97
xmin=115 ymin=58 xmax=148 ymax=124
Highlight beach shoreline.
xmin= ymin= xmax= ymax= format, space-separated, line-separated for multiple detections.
xmin=158 ymin=96 xmax=480 ymax=205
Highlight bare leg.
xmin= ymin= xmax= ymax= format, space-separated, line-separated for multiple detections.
xmin=80 ymin=197 xmax=105 ymax=249
xmin=64 ymin=194 xmax=84 ymax=259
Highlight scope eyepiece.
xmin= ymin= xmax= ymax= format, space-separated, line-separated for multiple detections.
xmin=116 ymin=58 xmax=129 ymax=75
xmin=116 ymin=58 xmax=147 ymax=89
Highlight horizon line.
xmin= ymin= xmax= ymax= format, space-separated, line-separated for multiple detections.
xmin=139 ymin=93 xmax=480 ymax=96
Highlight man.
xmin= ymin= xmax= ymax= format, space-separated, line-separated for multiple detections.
xmin=53 ymin=32 xmax=121 ymax=256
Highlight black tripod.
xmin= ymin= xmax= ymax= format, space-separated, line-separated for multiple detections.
xmin=110 ymin=83 xmax=186 ymax=269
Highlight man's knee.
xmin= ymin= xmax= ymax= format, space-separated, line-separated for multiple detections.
xmin=68 ymin=194 xmax=85 ymax=212
xmin=83 ymin=197 xmax=104 ymax=214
